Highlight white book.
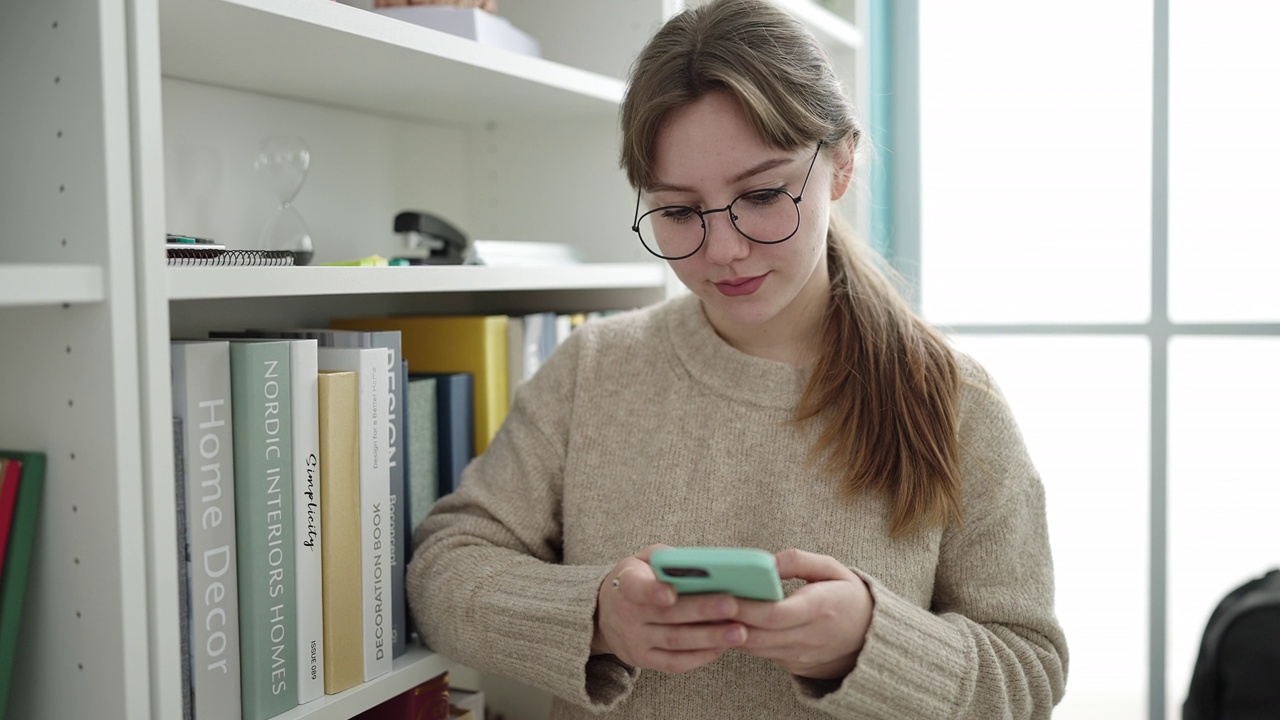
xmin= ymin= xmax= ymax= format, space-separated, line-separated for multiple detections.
xmin=170 ymin=341 xmax=243 ymax=720
xmin=316 ymin=346 xmax=393 ymax=682
xmin=287 ymin=340 xmax=324 ymax=703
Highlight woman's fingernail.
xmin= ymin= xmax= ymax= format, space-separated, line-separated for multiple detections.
xmin=726 ymin=626 xmax=746 ymax=644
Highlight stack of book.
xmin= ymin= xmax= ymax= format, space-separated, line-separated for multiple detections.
xmin=168 ymin=308 xmax=613 ymax=719
xmin=0 ymin=449 xmax=45 ymax=720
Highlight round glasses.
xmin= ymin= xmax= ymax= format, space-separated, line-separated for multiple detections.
xmin=631 ymin=143 xmax=823 ymax=261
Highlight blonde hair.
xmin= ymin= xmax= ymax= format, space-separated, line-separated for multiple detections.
xmin=620 ymin=0 xmax=962 ymax=535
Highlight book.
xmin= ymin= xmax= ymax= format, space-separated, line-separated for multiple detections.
xmin=0 ymin=450 xmax=45 ymax=719
xmin=172 ymin=418 xmax=194 ymax=720
xmin=405 ymin=375 xmax=439 ymax=533
xmin=207 ymin=332 xmax=327 ymax=697
xmin=285 ymin=339 xmax=325 ymax=703
xmin=352 ymin=670 xmax=450 ymax=720
xmin=414 ymin=373 xmax=474 ymax=499
xmin=330 ymin=315 xmax=508 ymax=455
xmin=170 ymin=341 xmax=243 ymax=720
xmin=505 ymin=315 xmax=524 ymax=408
xmin=319 ymin=329 xmax=407 ymax=659
xmin=0 ymin=459 xmax=22 ymax=578
xmin=317 ymin=347 xmax=393 ymax=682
xmin=229 ymin=341 xmax=298 ymax=720
xmin=316 ymin=371 xmax=363 ymax=695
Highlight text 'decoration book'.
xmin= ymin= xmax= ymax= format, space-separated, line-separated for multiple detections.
xmin=317 ymin=371 xmax=363 ymax=695
xmin=330 ymin=315 xmax=507 ymax=456
xmin=0 ymin=450 xmax=45 ymax=720
xmin=170 ymin=341 xmax=243 ymax=720
xmin=229 ymin=341 xmax=297 ymax=720
xmin=317 ymin=347 xmax=392 ymax=682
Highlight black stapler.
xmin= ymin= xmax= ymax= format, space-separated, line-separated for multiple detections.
xmin=393 ymin=210 xmax=472 ymax=265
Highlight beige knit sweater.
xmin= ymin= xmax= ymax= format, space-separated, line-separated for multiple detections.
xmin=408 ymin=294 xmax=1068 ymax=719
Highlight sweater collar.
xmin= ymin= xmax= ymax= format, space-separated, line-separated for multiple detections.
xmin=662 ymin=293 xmax=808 ymax=409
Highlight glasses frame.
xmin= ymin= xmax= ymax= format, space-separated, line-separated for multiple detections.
xmin=631 ymin=141 xmax=825 ymax=261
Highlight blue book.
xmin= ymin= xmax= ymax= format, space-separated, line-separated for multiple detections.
xmin=413 ymin=373 xmax=474 ymax=498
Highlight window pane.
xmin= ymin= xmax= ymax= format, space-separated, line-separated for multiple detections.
xmin=919 ymin=2 xmax=1152 ymax=323
xmin=948 ymin=335 xmax=1149 ymax=720
xmin=1166 ymin=338 xmax=1280 ymax=718
xmin=1168 ymin=3 xmax=1280 ymax=322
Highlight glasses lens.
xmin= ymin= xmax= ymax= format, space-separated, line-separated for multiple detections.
xmin=730 ymin=190 xmax=800 ymax=243
xmin=637 ymin=206 xmax=705 ymax=259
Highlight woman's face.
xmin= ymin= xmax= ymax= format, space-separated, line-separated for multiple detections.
xmin=644 ymin=92 xmax=852 ymax=354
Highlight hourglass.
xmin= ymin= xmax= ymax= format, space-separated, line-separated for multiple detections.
xmin=254 ymin=136 xmax=314 ymax=265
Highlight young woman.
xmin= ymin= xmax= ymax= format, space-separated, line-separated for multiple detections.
xmin=408 ymin=1 xmax=1068 ymax=717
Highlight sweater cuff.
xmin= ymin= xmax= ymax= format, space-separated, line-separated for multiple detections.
xmin=482 ymin=562 xmax=638 ymax=711
xmin=795 ymin=572 xmax=969 ymax=719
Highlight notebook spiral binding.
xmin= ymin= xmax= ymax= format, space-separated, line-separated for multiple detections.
xmin=167 ymin=248 xmax=297 ymax=266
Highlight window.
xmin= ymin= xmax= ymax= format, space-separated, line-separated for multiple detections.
xmin=915 ymin=2 xmax=1278 ymax=718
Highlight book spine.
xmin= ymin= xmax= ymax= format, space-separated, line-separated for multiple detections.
xmin=388 ymin=346 xmax=407 ymax=658
xmin=173 ymin=417 xmax=194 ymax=720
xmin=358 ymin=348 xmax=393 ymax=680
xmin=172 ymin=342 xmax=243 ymax=720
xmin=289 ymin=340 xmax=325 ymax=703
xmin=317 ymin=371 xmax=363 ymax=694
xmin=406 ymin=376 xmax=439 ymax=533
xmin=230 ymin=342 xmax=297 ymax=720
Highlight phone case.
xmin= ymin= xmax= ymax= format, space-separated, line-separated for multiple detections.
xmin=649 ymin=547 xmax=784 ymax=601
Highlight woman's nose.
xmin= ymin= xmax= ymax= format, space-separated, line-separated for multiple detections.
xmin=701 ymin=210 xmax=750 ymax=265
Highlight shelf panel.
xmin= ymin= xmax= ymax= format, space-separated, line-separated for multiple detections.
xmin=159 ymin=0 xmax=625 ymax=124
xmin=272 ymin=646 xmax=452 ymax=720
xmin=167 ymin=263 xmax=666 ymax=301
xmin=0 ymin=263 xmax=105 ymax=307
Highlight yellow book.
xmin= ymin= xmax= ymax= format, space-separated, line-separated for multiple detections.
xmin=330 ymin=315 xmax=508 ymax=455
xmin=317 ymin=371 xmax=363 ymax=695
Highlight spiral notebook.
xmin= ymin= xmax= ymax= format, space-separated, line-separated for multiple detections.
xmin=167 ymin=248 xmax=296 ymax=266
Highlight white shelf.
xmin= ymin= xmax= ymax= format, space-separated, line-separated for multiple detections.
xmin=271 ymin=646 xmax=452 ymax=720
xmin=167 ymin=263 xmax=666 ymax=300
xmin=0 ymin=263 xmax=105 ymax=307
xmin=159 ymin=0 xmax=625 ymax=124
xmin=774 ymin=0 xmax=863 ymax=50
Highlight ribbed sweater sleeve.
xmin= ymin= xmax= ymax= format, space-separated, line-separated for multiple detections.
xmin=794 ymin=365 xmax=1068 ymax=719
xmin=406 ymin=328 xmax=639 ymax=711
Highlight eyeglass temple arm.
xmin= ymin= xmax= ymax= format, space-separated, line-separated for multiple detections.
xmin=632 ymin=188 xmax=643 ymax=232
xmin=795 ymin=140 xmax=825 ymax=203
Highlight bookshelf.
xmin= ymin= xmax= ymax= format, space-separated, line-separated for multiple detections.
xmin=0 ymin=265 xmax=106 ymax=307
xmin=1 ymin=1 xmax=864 ymax=719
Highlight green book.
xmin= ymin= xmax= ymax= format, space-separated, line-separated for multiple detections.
xmin=230 ymin=342 xmax=297 ymax=720
xmin=406 ymin=375 xmax=438 ymax=534
xmin=0 ymin=450 xmax=45 ymax=720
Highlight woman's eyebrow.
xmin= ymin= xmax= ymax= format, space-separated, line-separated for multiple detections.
xmin=646 ymin=155 xmax=796 ymax=194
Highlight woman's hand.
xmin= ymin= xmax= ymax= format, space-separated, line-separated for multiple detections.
xmin=733 ymin=549 xmax=874 ymax=681
xmin=592 ymin=545 xmax=747 ymax=673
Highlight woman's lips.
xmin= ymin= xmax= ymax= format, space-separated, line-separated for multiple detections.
xmin=713 ymin=274 xmax=767 ymax=297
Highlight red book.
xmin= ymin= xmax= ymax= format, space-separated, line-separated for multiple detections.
xmin=0 ymin=458 xmax=22 ymax=577
xmin=353 ymin=671 xmax=450 ymax=720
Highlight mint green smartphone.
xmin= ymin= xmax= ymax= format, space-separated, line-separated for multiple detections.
xmin=649 ymin=547 xmax=784 ymax=602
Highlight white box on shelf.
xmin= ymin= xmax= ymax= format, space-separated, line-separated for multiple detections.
xmin=375 ymin=7 xmax=541 ymax=58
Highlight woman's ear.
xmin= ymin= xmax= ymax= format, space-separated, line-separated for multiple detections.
xmin=828 ymin=136 xmax=856 ymax=201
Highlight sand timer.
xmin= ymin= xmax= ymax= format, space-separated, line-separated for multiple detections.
xmin=254 ymin=136 xmax=314 ymax=265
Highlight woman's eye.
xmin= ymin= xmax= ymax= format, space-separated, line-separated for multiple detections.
xmin=660 ymin=206 xmax=698 ymax=223
xmin=740 ymin=189 xmax=785 ymax=207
